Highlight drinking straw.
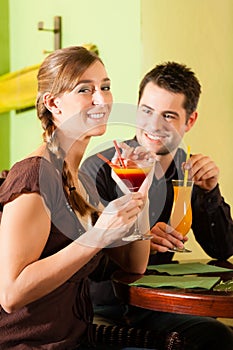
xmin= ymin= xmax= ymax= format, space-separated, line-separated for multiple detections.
xmin=97 ymin=153 xmax=114 ymax=166
xmin=113 ymin=140 xmax=126 ymax=168
xmin=183 ymin=145 xmax=191 ymax=186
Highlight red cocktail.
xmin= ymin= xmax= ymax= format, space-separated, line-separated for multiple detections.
xmin=97 ymin=144 xmax=154 ymax=241
xmin=111 ymin=158 xmax=153 ymax=241
xmin=111 ymin=161 xmax=151 ymax=192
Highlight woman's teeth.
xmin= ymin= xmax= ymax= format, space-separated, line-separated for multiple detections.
xmin=88 ymin=113 xmax=105 ymax=119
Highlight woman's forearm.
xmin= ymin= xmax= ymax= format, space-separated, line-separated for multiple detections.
xmin=0 ymin=241 xmax=100 ymax=313
xmin=107 ymin=239 xmax=150 ymax=275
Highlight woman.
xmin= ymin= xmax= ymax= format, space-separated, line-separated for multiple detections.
xmin=0 ymin=46 xmax=150 ymax=349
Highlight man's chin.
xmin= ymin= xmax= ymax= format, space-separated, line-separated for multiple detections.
xmin=155 ymin=150 xmax=171 ymax=156
xmin=142 ymin=140 xmax=169 ymax=155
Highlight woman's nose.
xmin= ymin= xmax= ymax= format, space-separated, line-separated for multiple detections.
xmin=92 ymin=90 xmax=105 ymax=105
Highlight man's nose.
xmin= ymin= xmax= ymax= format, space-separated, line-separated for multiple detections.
xmin=151 ymin=112 xmax=165 ymax=129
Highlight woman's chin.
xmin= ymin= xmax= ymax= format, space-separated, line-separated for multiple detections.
xmin=89 ymin=125 xmax=107 ymax=136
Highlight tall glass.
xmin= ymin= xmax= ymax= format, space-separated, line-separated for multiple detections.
xmin=168 ymin=179 xmax=193 ymax=253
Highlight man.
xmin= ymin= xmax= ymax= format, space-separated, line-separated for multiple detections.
xmin=81 ymin=62 xmax=233 ymax=350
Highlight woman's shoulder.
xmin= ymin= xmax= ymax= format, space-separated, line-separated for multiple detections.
xmin=11 ymin=156 xmax=42 ymax=175
xmin=10 ymin=156 xmax=59 ymax=179
xmin=3 ymin=156 xmax=42 ymax=188
xmin=0 ymin=156 xmax=59 ymax=206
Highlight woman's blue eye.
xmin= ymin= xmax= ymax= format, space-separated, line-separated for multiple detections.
xmin=77 ymin=85 xmax=111 ymax=94
xmin=78 ymin=87 xmax=92 ymax=94
xmin=101 ymin=85 xmax=111 ymax=91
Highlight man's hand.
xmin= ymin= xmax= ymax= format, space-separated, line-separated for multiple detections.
xmin=150 ymin=222 xmax=188 ymax=253
xmin=184 ymin=153 xmax=219 ymax=191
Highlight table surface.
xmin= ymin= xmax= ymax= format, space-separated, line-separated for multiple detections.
xmin=112 ymin=259 xmax=233 ymax=318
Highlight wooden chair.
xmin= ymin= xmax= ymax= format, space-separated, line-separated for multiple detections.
xmin=94 ymin=323 xmax=184 ymax=349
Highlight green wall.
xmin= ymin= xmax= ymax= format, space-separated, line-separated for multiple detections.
xmin=0 ymin=0 xmax=10 ymax=170
xmin=7 ymin=0 xmax=141 ymax=164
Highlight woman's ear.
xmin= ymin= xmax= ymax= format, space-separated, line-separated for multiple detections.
xmin=185 ymin=111 xmax=198 ymax=132
xmin=43 ymin=92 xmax=61 ymax=114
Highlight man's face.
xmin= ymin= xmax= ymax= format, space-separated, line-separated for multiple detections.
xmin=136 ymin=82 xmax=191 ymax=155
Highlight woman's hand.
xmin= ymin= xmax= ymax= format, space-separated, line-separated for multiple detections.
xmin=112 ymin=142 xmax=155 ymax=163
xmin=150 ymin=222 xmax=188 ymax=253
xmin=78 ymin=192 xmax=144 ymax=248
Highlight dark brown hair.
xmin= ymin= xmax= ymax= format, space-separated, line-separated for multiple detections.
xmin=138 ymin=62 xmax=201 ymax=120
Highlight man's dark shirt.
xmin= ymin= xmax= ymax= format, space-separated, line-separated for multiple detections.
xmin=81 ymin=137 xmax=233 ymax=303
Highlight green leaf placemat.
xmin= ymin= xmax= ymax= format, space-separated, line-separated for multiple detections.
xmin=147 ymin=262 xmax=233 ymax=275
xmin=129 ymin=275 xmax=220 ymax=290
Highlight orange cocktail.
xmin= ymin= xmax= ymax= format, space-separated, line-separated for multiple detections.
xmin=170 ymin=182 xmax=192 ymax=236
xmin=169 ymin=180 xmax=193 ymax=252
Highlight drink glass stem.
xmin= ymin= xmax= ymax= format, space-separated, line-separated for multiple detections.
xmin=134 ymin=215 xmax=140 ymax=234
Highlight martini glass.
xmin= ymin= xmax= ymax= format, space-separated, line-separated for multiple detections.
xmin=111 ymin=158 xmax=154 ymax=241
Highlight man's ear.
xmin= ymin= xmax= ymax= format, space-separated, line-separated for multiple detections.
xmin=43 ymin=92 xmax=61 ymax=114
xmin=185 ymin=111 xmax=198 ymax=132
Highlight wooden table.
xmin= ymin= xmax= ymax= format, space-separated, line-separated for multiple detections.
xmin=112 ymin=259 xmax=233 ymax=318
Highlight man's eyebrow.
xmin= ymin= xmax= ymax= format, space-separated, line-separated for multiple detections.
xmin=140 ymin=104 xmax=180 ymax=117
xmin=140 ymin=104 xmax=154 ymax=111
